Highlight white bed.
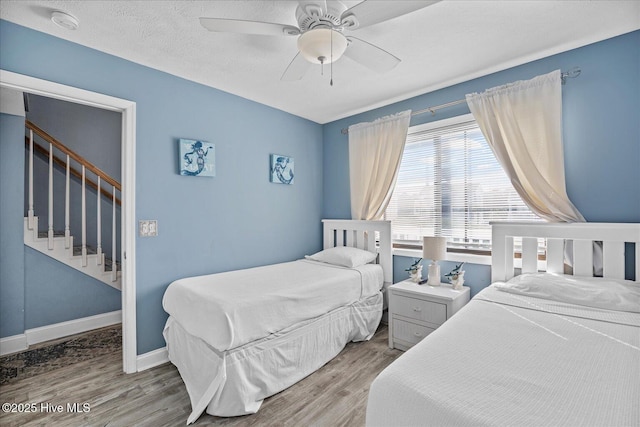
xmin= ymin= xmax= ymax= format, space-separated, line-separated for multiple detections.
xmin=366 ymin=221 xmax=640 ymax=427
xmin=163 ymin=219 xmax=392 ymax=424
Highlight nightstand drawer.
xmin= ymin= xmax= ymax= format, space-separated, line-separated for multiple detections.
xmin=393 ymin=318 xmax=435 ymax=346
xmin=393 ymin=294 xmax=447 ymax=325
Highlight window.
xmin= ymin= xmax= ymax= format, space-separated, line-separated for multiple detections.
xmin=385 ymin=114 xmax=540 ymax=253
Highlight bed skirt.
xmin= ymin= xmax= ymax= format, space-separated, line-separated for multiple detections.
xmin=164 ymin=292 xmax=383 ymax=424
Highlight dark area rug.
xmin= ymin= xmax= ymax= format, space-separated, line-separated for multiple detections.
xmin=0 ymin=325 xmax=121 ymax=384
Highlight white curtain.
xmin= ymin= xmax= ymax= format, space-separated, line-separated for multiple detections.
xmin=465 ymin=70 xmax=584 ymax=222
xmin=349 ymin=110 xmax=412 ymax=220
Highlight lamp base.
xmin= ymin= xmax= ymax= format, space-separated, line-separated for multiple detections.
xmin=426 ymin=261 xmax=441 ymax=286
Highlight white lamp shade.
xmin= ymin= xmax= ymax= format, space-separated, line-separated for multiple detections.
xmin=423 ymin=236 xmax=447 ymax=261
xmin=297 ymin=28 xmax=348 ymax=64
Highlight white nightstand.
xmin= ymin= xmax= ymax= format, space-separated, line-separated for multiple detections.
xmin=388 ymin=280 xmax=470 ymax=351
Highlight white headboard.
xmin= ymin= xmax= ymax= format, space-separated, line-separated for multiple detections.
xmin=322 ymin=219 xmax=392 ymax=285
xmin=491 ymin=221 xmax=640 ymax=282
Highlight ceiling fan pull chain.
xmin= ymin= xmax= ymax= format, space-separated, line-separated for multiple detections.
xmin=330 ymin=29 xmax=334 ymax=86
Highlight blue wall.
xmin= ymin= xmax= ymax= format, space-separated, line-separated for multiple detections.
xmin=27 ymin=94 xmax=122 ymax=179
xmin=24 ymin=247 xmax=122 ymax=329
xmin=0 ymin=20 xmax=324 ymax=353
xmin=323 ymin=30 xmax=640 ymax=294
xmin=0 ymin=113 xmax=26 ymax=338
xmin=2 ymin=19 xmax=638 ymax=353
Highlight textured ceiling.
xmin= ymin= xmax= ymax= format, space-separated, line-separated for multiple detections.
xmin=1 ymin=1 xmax=639 ymax=124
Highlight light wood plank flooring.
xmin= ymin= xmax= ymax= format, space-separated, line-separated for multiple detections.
xmin=0 ymin=324 xmax=401 ymax=426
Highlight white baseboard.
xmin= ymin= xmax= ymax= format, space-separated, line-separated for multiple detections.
xmin=26 ymin=310 xmax=122 ymax=346
xmin=1 ymin=311 xmax=122 ymax=356
xmin=137 ymin=346 xmax=169 ymax=372
xmin=0 ymin=310 xmax=167 ymax=375
xmin=0 ymin=334 xmax=28 ymax=356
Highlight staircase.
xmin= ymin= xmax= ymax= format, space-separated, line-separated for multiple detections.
xmin=24 ymin=216 xmax=121 ymax=289
xmin=23 ymin=120 xmax=121 ymax=290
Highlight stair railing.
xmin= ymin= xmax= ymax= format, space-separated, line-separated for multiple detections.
xmin=25 ymin=120 xmax=121 ymax=282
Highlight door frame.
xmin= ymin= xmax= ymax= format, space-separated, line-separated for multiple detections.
xmin=1 ymin=69 xmax=137 ymax=373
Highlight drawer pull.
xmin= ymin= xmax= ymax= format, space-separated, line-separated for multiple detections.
xmin=414 ymin=332 xmax=422 ymax=337
xmin=412 ymin=307 xmax=422 ymax=312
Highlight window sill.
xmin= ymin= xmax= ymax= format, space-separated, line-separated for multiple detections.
xmin=393 ymin=248 xmax=492 ymax=266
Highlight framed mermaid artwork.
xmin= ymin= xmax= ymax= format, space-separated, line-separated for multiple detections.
xmin=179 ymin=138 xmax=215 ymax=177
xmin=270 ymin=154 xmax=294 ymax=185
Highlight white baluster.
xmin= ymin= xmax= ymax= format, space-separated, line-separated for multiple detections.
xmin=81 ymin=166 xmax=87 ymax=267
xmin=48 ymin=143 xmax=54 ymax=250
xmin=112 ymin=187 xmax=117 ymax=282
xmin=96 ymin=176 xmax=103 ymax=265
xmin=28 ymin=129 xmax=35 ymax=229
xmin=64 ymin=154 xmax=70 ymax=249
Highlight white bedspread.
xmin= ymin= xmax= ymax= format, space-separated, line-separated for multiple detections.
xmin=163 ymin=259 xmax=382 ymax=352
xmin=165 ymin=293 xmax=382 ymax=423
xmin=367 ymin=285 xmax=640 ymax=427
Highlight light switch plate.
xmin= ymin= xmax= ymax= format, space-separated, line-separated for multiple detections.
xmin=139 ymin=220 xmax=158 ymax=237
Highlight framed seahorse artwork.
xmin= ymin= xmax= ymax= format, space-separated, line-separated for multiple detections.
xmin=179 ymin=138 xmax=215 ymax=177
xmin=270 ymin=154 xmax=294 ymax=185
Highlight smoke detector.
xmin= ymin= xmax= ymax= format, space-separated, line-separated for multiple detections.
xmin=51 ymin=11 xmax=79 ymax=31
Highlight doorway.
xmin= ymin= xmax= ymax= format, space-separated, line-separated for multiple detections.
xmin=0 ymin=69 xmax=137 ymax=373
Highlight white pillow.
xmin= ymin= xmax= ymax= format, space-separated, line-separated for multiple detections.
xmin=305 ymin=246 xmax=377 ymax=268
xmin=495 ymin=273 xmax=640 ymax=313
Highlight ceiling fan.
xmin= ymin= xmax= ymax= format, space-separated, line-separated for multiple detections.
xmin=199 ymin=0 xmax=440 ymax=82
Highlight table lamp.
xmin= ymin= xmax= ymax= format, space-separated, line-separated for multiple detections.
xmin=422 ymin=236 xmax=447 ymax=286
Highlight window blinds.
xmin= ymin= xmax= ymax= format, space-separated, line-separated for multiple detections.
xmin=385 ymin=118 xmax=540 ymax=250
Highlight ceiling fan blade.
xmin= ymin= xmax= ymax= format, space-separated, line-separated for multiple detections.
xmin=199 ymin=18 xmax=300 ymax=36
xmin=341 ymin=0 xmax=440 ymax=30
xmin=297 ymin=0 xmax=328 ymax=17
xmin=281 ymin=52 xmax=312 ymax=81
xmin=343 ymin=37 xmax=400 ymax=73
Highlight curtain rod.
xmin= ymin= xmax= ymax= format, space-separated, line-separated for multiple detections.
xmin=340 ymin=67 xmax=581 ymax=135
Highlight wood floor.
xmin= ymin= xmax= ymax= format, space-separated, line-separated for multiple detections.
xmin=0 ymin=324 xmax=401 ymax=427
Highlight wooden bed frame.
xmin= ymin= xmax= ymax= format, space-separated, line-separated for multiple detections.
xmin=491 ymin=221 xmax=640 ymax=282
xmin=165 ymin=219 xmax=393 ymax=423
xmin=323 ymin=219 xmax=392 ymax=312
xmin=322 ymin=219 xmax=392 ymax=283
xmin=366 ymin=221 xmax=640 ymax=427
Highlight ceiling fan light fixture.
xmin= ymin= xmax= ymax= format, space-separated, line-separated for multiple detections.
xmin=297 ymin=28 xmax=347 ymax=64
